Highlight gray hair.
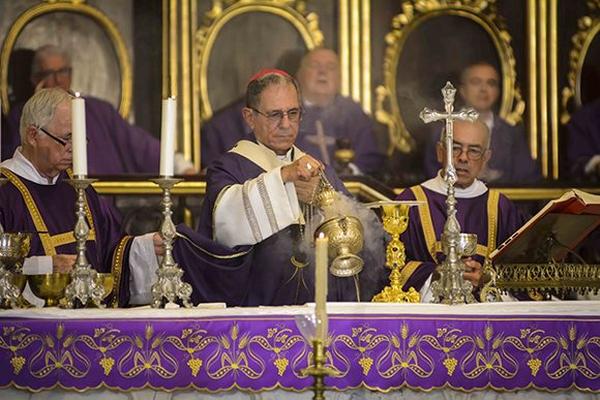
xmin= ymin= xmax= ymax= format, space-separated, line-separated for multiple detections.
xmin=20 ymin=88 xmax=73 ymax=143
xmin=439 ymin=119 xmax=491 ymax=149
xmin=30 ymin=45 xmax=71 ymax=79
xmin=245 ymin=73 xmax=301 ymax=109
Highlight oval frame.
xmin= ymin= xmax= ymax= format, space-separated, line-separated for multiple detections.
xmin=375 ymin=2 xmax=524 ymax=155
xmin=561 ymin=14 xmax=600 ymax=124
xmin=196 ymin=0 xmax=324 ymax=121
xmin=0 ymin=1 xmax=132 ymax=118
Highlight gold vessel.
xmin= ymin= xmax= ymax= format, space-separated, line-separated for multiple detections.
xmin=0 ymin=232 xmax=31 ymax=271
xmin=316 ymin=216 xmax=364 ymax=277
xmin=28 ymin=273 xmax=71 ymax=307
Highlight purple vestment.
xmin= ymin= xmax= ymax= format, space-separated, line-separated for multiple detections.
xmin=0 ymin=169 xmax=133 ymax=306
xmin=396 ymin=185 xmax=524 ymax=291
xmin=567 ymin=98 xmax=600 ymax=181
xmin=175 ymin=143 xmax=385 ymax=306
xmin=5 ymin=97 xmax=160 ymax=175
xmin=201 ymin=96 xmax=384 ymax=174
xmin=423 ymin=115 xmax=541 ymax=184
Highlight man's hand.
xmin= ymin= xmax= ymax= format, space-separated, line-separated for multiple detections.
xmin=295 ymin=176 xmax=321 ymax=204
xmin=153 ymin=232 xmax=165 ymax=256
xmin=280 ymin=155 xmax=323 ymax=183
xmin=52 ymin=254 xmax=77 ymax=273
xmin=463 ymin=257 xmax=482 ymax=288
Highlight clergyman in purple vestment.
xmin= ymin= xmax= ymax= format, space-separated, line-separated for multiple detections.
xmin=0 ymin=88 xmax=161 ymax=307
xmin=3 ymin=45 xmax=194 ymax=175
xmin=201 ymin=49 xmax=384 ymax=175
xmin=397 ymin=120 xmax=524 ymax=300
xmin=424 ymin=62 xmax=540 ymax=185
xmin=163 ymin=70 xmax=385 ymax=306
xmin=566 ymin=98 xmax=600 ymax=181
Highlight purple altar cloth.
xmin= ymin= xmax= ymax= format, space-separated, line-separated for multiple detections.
xmin=1 ymin=308 xmax=600 ymax=393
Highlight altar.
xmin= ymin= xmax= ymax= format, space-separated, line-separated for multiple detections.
xmin=1 ymin=302 xmax=600 ymax=399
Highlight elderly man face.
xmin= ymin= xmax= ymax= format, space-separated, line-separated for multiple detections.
xmin=459 ymin=64 xmax=500 ymax=113
xmin=243 ymin=81 xmax=301 ymax=155
xmin=25 ymin=100 xmax=73 ymax=178
xmin=31 ymin=52 xmax=72 ymax=91
xmin=297 ymin=48 xmax=340 ymax=107
xmin=436 ymin=120 xmax=491 ymax=188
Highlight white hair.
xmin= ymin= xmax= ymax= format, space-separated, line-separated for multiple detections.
xmin=20 ymin=88 xmax=73 ymax=143
xmin=30 ymin=45 xmax=71 ymax=79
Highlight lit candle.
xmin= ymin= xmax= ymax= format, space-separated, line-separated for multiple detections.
xmin=160 ymin=97 xmax=176 ymax=176
xmin=315 ymin=232 xmax=328 ymax=342
xmin=71 ymin=93 xmax=87 ymax=176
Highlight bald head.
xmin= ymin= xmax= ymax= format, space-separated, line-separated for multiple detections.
xmin=296 ymin=48 xmax=340 ymax=107
xmin=30 ymin=45 xmax=72 ymax=91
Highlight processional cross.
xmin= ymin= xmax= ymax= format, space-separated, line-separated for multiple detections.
xmin=305 ymin=120 xmax=335 ymax=165
xmin=419 ymin=82 xmax=479 ymax=304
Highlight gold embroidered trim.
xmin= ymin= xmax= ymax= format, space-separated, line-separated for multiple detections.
xmin=486 ymin=189 xmax=500 ymax=255
xmin=1 ymin=168 xmax=96 ymax=256
xmin=2 ymin=168 xmax=53 ymax=254
xmin=398 ymin=261 xmax=422 ymax=289
xmin=411 ymin=186 xmax=438 ymax=261
xmin=111 ymin=235 xmax=132 ymax=308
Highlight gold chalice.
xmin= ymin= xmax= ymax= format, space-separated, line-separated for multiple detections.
xmin=316 ymin=216 xmax=364 ymax=277
xmin=28 ymin=273 xmax=71 ymax=307
xmin=0 ymin=232 xmax=31 ymax=308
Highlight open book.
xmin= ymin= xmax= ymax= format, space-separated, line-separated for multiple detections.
xmin=490 ymin=189 xmax=600 ymax=264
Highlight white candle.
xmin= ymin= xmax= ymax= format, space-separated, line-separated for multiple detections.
xmin=160 ymin=97 xmax=176 ymax=176
xmin=71 ymin=94 xmax=87 ymax=176
xmin=315 ymin=232 xmax=328 ymax=342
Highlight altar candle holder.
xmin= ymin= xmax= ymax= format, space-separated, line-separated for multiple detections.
xmin=63 ymin=176 xmax=105 ymax=308
xmin=303 ymin=339 xmax=335 ymax=400
xmin=150 ymin=177 xmax=193 ymax=308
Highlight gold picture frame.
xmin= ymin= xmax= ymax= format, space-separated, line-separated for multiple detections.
xmin=375 ymin=0 xmax=524 ymax=155
xmin=0 ymin=0 xmax=132 ymax=118
xmin=195 ymin=0 xmax=324 ymax=122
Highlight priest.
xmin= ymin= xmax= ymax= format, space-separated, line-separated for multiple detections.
xmin=155 ymin=69 xmax=385 ymax=306
xmin=397 ymin=119 xmax=524 ymax=300
xmin=4 ymin=45 xmax=195 ymax=175
xmin=0 ymin=88 xmax=158 ymax=307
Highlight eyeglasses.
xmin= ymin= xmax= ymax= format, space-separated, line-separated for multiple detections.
xmin=450 ymin=143 xmax=486 ymax=161
xmin=251 ymin=107 xmax=302 ymax=125
xmin=34 ymin=67 xmax=72 ymax=82
xmin=36 ymin=126 xmax=73 ymax=147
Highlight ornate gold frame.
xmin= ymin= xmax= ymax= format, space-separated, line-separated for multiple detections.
xmin=560 ymin=12 xmax=600 ymax=124
xmin=0 ymin=0 xmax=132 ymax=118
xmin=195 ymin=0 xmax=324 ymax=122
xmin=375 ymin=0 xmax=524 ymax=155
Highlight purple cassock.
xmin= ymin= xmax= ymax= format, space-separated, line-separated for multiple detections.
xmin=174 ymin=142 xmax=386 ymax=306
xmin=567 ymin=98 xmax=600 ymax=180
xmin=396 ymin=185 xmax=524 ymax=292
xmin=5 ymin=97 xmax=160 ymax=174
xmin=423 ymin=115 xmax=541 ymax=185
xmin=201 ymin=96 xmax=384 ymax=174
xmin=0 ymin=168 xmax=134 ymax=306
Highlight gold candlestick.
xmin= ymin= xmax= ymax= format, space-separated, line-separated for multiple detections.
xmin=150 ymin=177 xmax=193 ymax=308
xmin=63 ymin=176 xmax=105 ymax=308
xmin=303 ymin=339 xmax=335 ymax=400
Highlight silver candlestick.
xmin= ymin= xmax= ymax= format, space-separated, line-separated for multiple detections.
xmin=150 ymin=177 xmax=192 ymax=308
xmin=420 ymin=82 xmax=479 ymax=304
xmin=63 ymin=176 xmax=106 ymax=308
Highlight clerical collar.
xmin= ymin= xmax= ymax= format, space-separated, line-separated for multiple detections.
xmin=421 ymin=170 xmax=488 ymax=198
xmin=256 ymin=140 xmax=294 ymax=162
xmin=0 ymin=147 xmax=59 ymax=185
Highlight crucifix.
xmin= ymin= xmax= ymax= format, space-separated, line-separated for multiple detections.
xmin=305 ymin=120 xmax=335 ymax=165
xmin=419 ymin=82 xmax=479 ymax=304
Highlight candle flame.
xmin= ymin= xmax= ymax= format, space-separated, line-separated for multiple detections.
xmin=318 ymin=232 xmax=325 ymax=239
xmin=74 ymin=92 xmax=81 ymax=98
